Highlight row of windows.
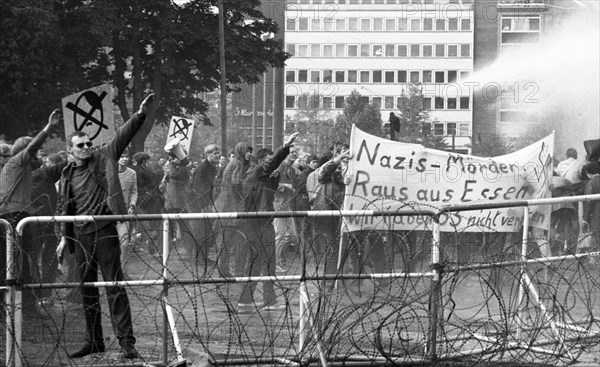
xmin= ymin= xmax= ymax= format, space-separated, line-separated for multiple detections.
xmin=285 ymin=94 xmax=471 ymax=111
xmin=286 ymin=17 xmax=472 ymax=32
xmin=288 ymin=43 xmax=471 ymax=58
xmin=286 ymin=0 xmax=473 ymax=5
xmin=285 ymin=69 xmax=470 ymax=84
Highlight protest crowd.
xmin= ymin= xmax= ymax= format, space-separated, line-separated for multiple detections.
xmin=0 ymin=93 xmax=599 ymax=361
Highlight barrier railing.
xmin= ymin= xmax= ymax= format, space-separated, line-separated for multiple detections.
xmin=3 ymin=193 xmax=600 ymax=366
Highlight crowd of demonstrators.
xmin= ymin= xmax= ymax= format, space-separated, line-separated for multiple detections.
xmin=236 ymin=132 xmax=299 ymax=313
xmin=213 ymin=142 xmax=252 ymax=277
xmin=0 ymin=109 xmax=60 ymax=319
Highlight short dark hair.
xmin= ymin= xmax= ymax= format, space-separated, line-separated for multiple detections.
xmin=66 ymin=131 xmax=89 ymax=147
xmin=254 ymin=148 xmax=273 ymax=161
xmin=566 ymin=148 xmax=578 ymax=159
xmin=584 ymin=161 xmax=600 ymax=175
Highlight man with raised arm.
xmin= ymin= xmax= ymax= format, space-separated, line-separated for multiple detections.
xmin=56 ymin=94 xmax=154 ymax=359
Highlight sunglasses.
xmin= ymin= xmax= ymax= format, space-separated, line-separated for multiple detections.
xmin=76 ymin=142 xmax=93 ymax=149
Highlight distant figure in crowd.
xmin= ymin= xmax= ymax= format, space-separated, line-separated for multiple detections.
xmin=0 ymin=110 xmax=60 ymax=319
xmin=556 ymin=148 xmax=584 ymax=183
xmin=131 ymin=152 xmax=163 ymax=254
xmin=116 ymin=152 xmax=138 ymax=265
xmin=56 ymin=94 xmax=155 ymax=359
xmin=237 ymin=132 xmax=299 ymax=314
xmin=0 ymin=143 xmax=13 ymax=171
xmin=162 ymin=152 xmax=192 ymax=255
xmin=188 ymin=144 xmax=221 ymax=271
xmin=389 ymin=112 xmax=401 ymax=141
xmin=583 ymin=161 xmax=600 ymax=256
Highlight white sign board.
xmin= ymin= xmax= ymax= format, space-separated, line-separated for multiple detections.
xmin=62 ymin=84 xmax=115 ymax=149
xmin=344 ymin=126 xmax=554 ymax=233
xmin=166 ymin=116 xmax=195 ymax=154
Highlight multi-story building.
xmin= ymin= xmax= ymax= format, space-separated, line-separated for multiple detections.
xmin=284 ymin=0 xmax=475 ymax=153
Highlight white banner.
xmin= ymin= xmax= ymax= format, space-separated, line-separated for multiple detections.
xmin=62 ymin=84 xmax=115 ymax=149
xmin=344 ymin=126 xmax=554 ymax=232
xmin=166 ymin=116 xmax=195 ymax=154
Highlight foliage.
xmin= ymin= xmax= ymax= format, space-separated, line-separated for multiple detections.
xmin=333 ymin=90 xmax=383 ymax=144
xmin=396 ymin=84 xmax=447 ymax=150
xmin=0 ymin=0 xmax=289 ymax=156
xmin=285 ymin=94 xmax=336 ymax=156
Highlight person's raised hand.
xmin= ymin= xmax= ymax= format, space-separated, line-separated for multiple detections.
xmin=46 ymin=109 xmax=61 ymax=131
xmin=284 ymin=132 xmax=300 ymax=148
xmin=138 ymin=93 xmax=155 ymax=116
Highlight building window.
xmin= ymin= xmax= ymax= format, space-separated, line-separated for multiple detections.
xmin=360 ymin=44 xmax=370 ymax=57
xmin=460 ymin=71 xmax=469 ymax=80
xmin=447 ymin=97 xmax=457 ymax=109
xmin=410 ymin=18 xmax=421 ymax=31
xmin=385 ymin=71 xmax=395 ymax=83
xmin=348 ymin=70 xmax=357 ymax=82
xmin=423 ymin=70 xmax=432 ymax=83
xmin=323 ymin=19 xmax=335 ymax=31
xmin=348 ymin=45 xmax=358 ymax=57
xmin=448 ymin=70 xmax=457 ymax=83
xmin=459 ymin=122 xmax=470 ymax=136
xmin=501 ymin=16 xmax=541 ymax=44
xmin=423 ymin=18 xmax=433 ymax=31
xmin=423 ymin=97 xmax=432 ymax=110
xmin=372 ymin=97 xmax=382 ymax=108
xmin=410 ymin=44 xmax=420 ymax=57
xmin=359 ymin=96 xmax=369 ymax=105
xmin=361 ymin=18 xmax=371 ymax=31
xmin=311 ymin=44 xmax=320 ymax=57
xmin=410 ymin=71 xmax=420 ymax=83
xmin=286 ymin=44 xmax=296 ymax=56
xmin=298 ymin=70 xmax=308 ymax=82
xmin=398 ymin=70 xmax=407 ymax=83
xmin=460 ymin=96 xmax=470 ymax=109
xmin=385 ymin=44 xmax=395 ymax=57
xmin=335 ymin=44 xmax=345 ymax=57
xmin=286 ymin=19 xmax=296 ymax=31
xmin=373 ymin=45 xmax=383 ymax=57
xmin=373 ymin=70 xmax=382 ymax=83
xmin=323 ymin=44 xmax=333 ymax=57
xmin=448 ymin=45 xmax=458 ymax=57
xmin=335 ymin=70 xmax=345 ymax=82
xmin=335 ymin=96 xmax=345 ymax=109
xmin=461 ymin=18 xmax=471 ymax=31
xmin=448 ymin=18 xmax=458 ymax=31
xmin=385 ymin=18 xmax=395 ymax=31
xmin=360 ymin=71 xmax=370 ymax=83
xmin=461 ymin=44 xmax=471 ymax=57
xmin=349 ymin=18 xmax=359 ymax=31
xmin=435 ymin=44 xmax=445 ymax=57
xmin=285 ymin=96 xmax=295 ymax=108
xmin=323 ymin=70 xmax=332 ymax=82
xmin=373 ymin=18 xmax=383 ymax=31
xmin=286 ymin=70 xmax=296 ymax=82
xmin=398 ymin=45 xmax=408 ymax=57
xmin=447 ymin=122 xmax=457 ymax=136
xmin=310 ymin=19 xmax=321 ymax=31
xmin=336 ymin=18 xmax=346 ymax=31
xmin=435 ymin=71 xmax=445 ymax=83
xmin=436 ymin=19 xmax=445 ymax=31
xmin=323 ymin=97 xmax=332 ymax=109
xmin=398 ymin=18 xmax=408 ymax=31
xmin=385 ymin=96 xmax=394 ymax=109
xmin=423 ymin=45 xmax=433 ymax=57
xmin=434 ymin=123 xmax=444 ymax=135
xmin=310 ymin=70 xmax=320 ymax=83
xmin=299 ymin=18 xmax=309 ymax=31
xmin=434 ymin=97 xmax=444 ymax=109
xmin=298 ymin=44 xmax=308 ymax=57
xmin=298 ymin=95 xmax=308 ymax=108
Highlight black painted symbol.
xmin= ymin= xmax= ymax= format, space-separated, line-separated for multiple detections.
xmin=169 ymin=118 xmax=192 ymax=141
xmin=65 ymin=91 xmax=108 ymax=141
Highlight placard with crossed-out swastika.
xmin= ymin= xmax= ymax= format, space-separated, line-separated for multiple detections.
xmin=166 ymin=116 xmax=195 ymax=155
xmin=62 ymin=84 xmax=115 ymax=149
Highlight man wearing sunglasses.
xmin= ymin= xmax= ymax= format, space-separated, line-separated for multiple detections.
xmin=56 ymin=93 xmax=154 ymax=360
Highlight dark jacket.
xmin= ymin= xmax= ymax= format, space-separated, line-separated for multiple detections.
xmin=31 ymin=161 xmax=67 ymax=216
xmin=133 ymin=163 xmax=162 ymax=213
xmin=164 ymin=160 xmax=190 ymax=212
xmin=215 ymin=142 xmax=250 ymax=214
xmin=59 ymin=112 xmax=147 ymax=245
xmin=583 ymin=175 xmax=600 ymax=232
xmin=188 ymin=158 xmax=218 ymax=212
xmin=292 ymin=166 xmax=314 ymax=211
xmin=242 ymin=146 xmax=290 ymax=216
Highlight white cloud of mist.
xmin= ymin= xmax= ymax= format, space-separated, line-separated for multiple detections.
xmin=467 ymin=4 xmax=599 ymax=158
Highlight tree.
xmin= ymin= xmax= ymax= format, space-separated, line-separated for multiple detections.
xmin=1 ymin=0 xmax=289 ymax=156
xmin=396 ymin=84 xmax=447 ymax=150
xmin=333 ymin=90 xmax=383 ymax=144
xmin=286 ymin=93 xmax=336 ymax=156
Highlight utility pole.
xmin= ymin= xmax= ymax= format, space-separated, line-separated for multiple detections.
xmin=218 ymin=0 xmax=227 ymax=153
